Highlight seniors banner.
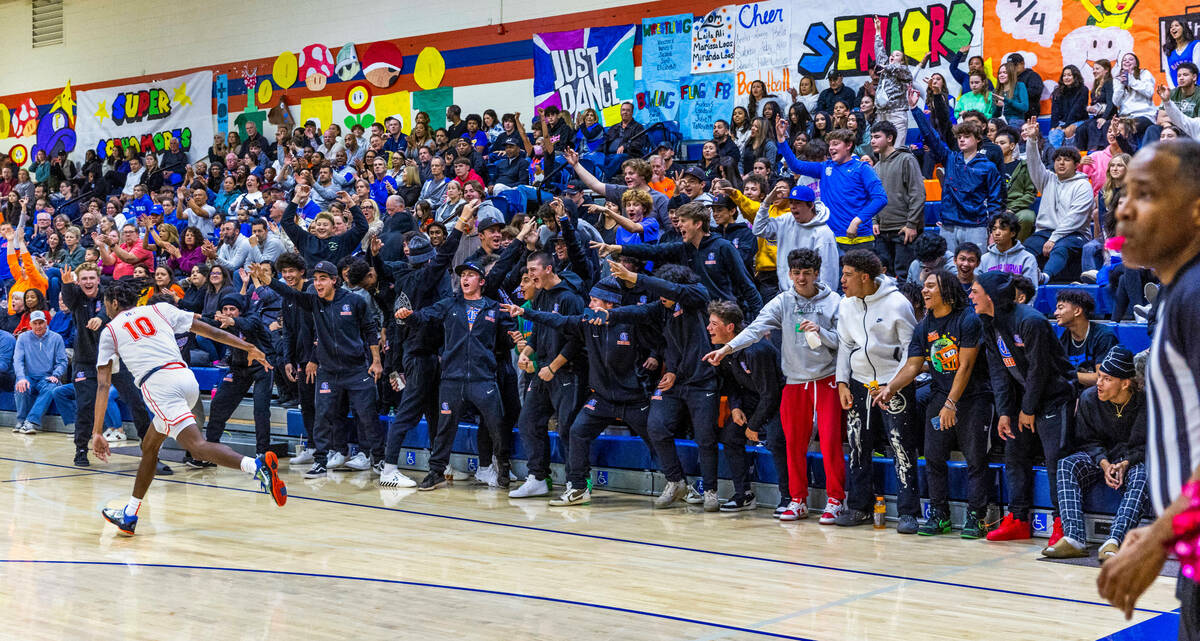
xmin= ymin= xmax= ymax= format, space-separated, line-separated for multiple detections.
xmin=75 ymin=71 xmax=213 ymax=162
xmin=533 ymin=25 xmax=636 ymax=127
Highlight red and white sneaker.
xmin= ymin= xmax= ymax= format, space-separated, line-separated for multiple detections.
xmin=779 ymin=501 xmax=809 ymax=521
xmin=1047 ymin=517 xmax=1064 ymax=546
xmin=819 ymin=498 xmax=844 ymax=525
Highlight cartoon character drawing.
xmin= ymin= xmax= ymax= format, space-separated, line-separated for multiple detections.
xmin=1061 ymin=25 xmax=1135 ymax=89
xmin=1076 ymin=0 xmax=1139 ymax=30
xmin=929 ymin=336 xmax=960 ymax=373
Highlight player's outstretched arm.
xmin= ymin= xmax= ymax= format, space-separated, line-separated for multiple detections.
xmin=90 ymin=363 xmax=114 ymax=462
xmin=189 ymin=315 xmax=272 ymax=370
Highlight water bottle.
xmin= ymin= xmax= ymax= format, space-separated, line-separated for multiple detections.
xmin=873 ymin=496 xmax=886 ymax=529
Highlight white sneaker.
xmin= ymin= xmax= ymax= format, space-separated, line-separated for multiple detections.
xmin=474 ymin=464 xmax=498 ymax=487
xmin=11 ymin=420 xmax=19 ymax=433
xmin=508 ymin=474 xmax=550 ymax=498
xmin=702 ymin=489 xmax=720 ymax=512
xmin=114 ymin=429 xmax=128 ymax=441
xmin=19 ymin=422 xmax=37 ymax=434
xmin=548 ymin=482 xmax=590 ymax=506
xmin=379 ymin=469 xmax=417 ymax=488
xmin=344 ymin=452 xmax=371 ymax=471
xmin=102 ymin=428 xmax=115 ymax=442
xmin=684 ymin=486 xmax=704 ymax=504
xmin=290 ymin=447 xmax=315 ymax=466
xmin=447 ymin=466 xmax=471 ymax=481
xmin=654 ymin=480 xmax=688 ymax=509
xmin=819 ymin=498 xmax=844 ymax=525
xmin=326 ymin=450 xmax=347 ymax=470
xmin=779 ymin=501 xmax=809 ymax=521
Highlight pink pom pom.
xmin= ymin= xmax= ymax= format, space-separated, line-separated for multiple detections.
xmin=1105 ymin=236 xmax=1125 ymax=251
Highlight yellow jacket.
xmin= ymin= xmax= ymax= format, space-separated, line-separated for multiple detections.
xmin=729 ymin=189 xmax=791 ymax=273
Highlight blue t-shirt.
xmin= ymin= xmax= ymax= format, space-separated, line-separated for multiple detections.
xmin=615 ymin=217 xmax=660 ymax=246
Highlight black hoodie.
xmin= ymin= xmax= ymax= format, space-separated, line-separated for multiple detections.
xmin=386 ymin=229 xmax=463 ymax=356
xmin=522 ymin=309 xmax=647 ymax=404
xmin=528 ymin=270 xmax=586 ymax=373
xmin=607 ymin=275 xmax=714 ymax=390
xmin=975 ymin=271 xmax=1073 ymax=417
xmin=619 ymin=234 xmax=763 ymax=319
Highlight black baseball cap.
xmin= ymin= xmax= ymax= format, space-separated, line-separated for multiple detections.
xmin=681 ymin=166 xmax=707 ymax=182
xmin=712 ymin=194 xmax=736 ymax=210
xmin=312 ymin=260 xmax=338 ymax=276
xmin=454 ymin=261 xmax=485 ymax=277
xmin=563 ymin=179 xmax=586 ymax=195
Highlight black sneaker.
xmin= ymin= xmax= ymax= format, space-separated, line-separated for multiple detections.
xmin=918 ymin=510 xmax=951 ymax=536
xmin=74 ymin=449 xmax=89 ymax=467
xmin=303 ymin=462 xmax=327 ymax=479
xmin=496 ymin=467 xmax=511 ymax=489
xmin=183 ymin=454 xmax=209 ymax=469
xmin=719 ymin=492 xmax=758 ymax=512
xmin=833 ymin=509 xmax=873 ymax=527
xmin=157 ymin=463 xmax=173 ymax=476
xmin=961 ymin=510 xmax=986 ymax=539
xmin=281 ymin=399 xmax=299 ymax=409
xmin=418 ymin=471 xmax=447 ymax=491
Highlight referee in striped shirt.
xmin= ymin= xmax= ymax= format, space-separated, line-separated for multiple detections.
xmin=1097 ymin=140 xmax=1200 ymax=638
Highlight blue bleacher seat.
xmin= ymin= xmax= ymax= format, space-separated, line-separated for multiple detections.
xmin=924 ymin=201 xmax=940 ymax=226
xmin=1034 ymin=284 xmax=1112 ymax=317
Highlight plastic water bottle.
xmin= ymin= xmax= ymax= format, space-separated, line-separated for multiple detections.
xmin=873 ymin=496 xmax=886 ymax=529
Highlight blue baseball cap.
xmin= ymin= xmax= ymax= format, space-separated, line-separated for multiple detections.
xmin=788 ymin=185 xmax=815 ymax=202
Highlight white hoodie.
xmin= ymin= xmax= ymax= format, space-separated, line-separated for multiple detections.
xmin=836 ymin=276 xmax=916 ymax=385
xmin=1027 ymin=136 xmax=1095 ymax=243
xmin=753 ymin=200 xmax=840 ymax=293
xmin=727 ymin=282 xmax=841 ymax=384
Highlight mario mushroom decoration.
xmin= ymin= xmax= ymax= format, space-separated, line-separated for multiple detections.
xmin=11 ymin=98 xmax=38 ymax=138
xmin=298 ymin=44 xmax=335 ymax=92
xmin=361 ymin=42 xmax=404 ymax=88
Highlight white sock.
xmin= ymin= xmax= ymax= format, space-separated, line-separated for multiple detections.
xmin=240 ymin=457 xmax=257 ymax=475
xmin=382 ymin=463 xmax=398 ymax=476
xmin=1104 ymin=537 xmax=1120 ymax=548
xmin=124 ymin=496 xmax=142 ymax=517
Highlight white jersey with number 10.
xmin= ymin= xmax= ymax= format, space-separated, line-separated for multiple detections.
xmin=96 ymin=303 xmax=197 ymax=382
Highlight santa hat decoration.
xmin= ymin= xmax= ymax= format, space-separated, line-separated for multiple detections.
xmin=298 ymin=44 xmax=335 ymax=92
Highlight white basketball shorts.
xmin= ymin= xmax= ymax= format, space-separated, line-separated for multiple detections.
xmin=138 ymin=367 xmax=200 ymax=438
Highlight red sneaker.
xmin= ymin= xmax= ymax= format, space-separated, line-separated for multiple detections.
xmin=1047 ymin=517 xmax=1064 ymax=546
xmin=985 ymin=514 xmax=1031 ymax=541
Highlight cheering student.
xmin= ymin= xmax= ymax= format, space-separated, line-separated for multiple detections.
xmin=199 ymin=294 xmax=277 ymax=457
xmin=835 ymin=250 xmax=921 ymax=533
xmin=592 ymin=262 xmax=719 ymax=510
xmin=274 ymin=253 xmax=318 ymax=466
xmin=972 ymin=271 xmax=1075 ymax=543
xmin=705 ymin=249 xmax=844 ymax=522
xmin=702 ymin=300 xmax=785 ymax=512
xmin=263 ymin=259 xmax=385 ymax=478
xmin=593 ymin=201 xmax=763 ymax=319
xmin=501 ymin=277 xmax=654 ymax=507
xmin=876 ymin=270 xmax=991 ymax=539
xmin=396 ymin=261 xmax=517 ymax=491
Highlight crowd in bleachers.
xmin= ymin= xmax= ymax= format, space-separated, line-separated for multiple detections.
xmin=4 ymin=20 xmax=1200 ymax=562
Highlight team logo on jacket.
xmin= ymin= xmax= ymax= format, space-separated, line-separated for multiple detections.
xmin=639 ymin=296 xmax=647 ymax=304
xmin=996 ymin=336 xmax=1016 ymax=368
xmin=319 ymin=382 xmax=331 ymax=394
xmin=884 ymin=393 xmax=907 ymax=415
xmin=440 ymin=402 xmax=451 ymax=414
xmin=617 ymin=332 xmax=630 ymax=345
xmin=705 ymin=252 xmax=716 ymax=265
xmin=485 ymin=310 xmax=495 ymax=322
xmin=1013 ymin=333 xmax=1024 ymax=347
xmin=825 ymin=167 xmax=832 ymax=176
xmin=552 ymin=302 xmax=560 ymax=313
xmin=75 ymin=371 xmax=85 ymax=381
xmin=740 ymin=360 xmax=751 ymax=375
xmin=340 ymin=303 xmax=352 ymax=316
xmin=584 ymin=398 xmax=597 ymax=411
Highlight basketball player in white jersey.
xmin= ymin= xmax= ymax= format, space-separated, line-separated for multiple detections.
xmin=90 ymin=281 xmax=287 ymax=536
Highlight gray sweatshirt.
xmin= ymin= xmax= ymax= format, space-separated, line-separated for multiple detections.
xmin=871 ymin=147 xmax=925 ymax=233
xmin=1027 ymin=136 xmax=1095 ymax=243
xmin=978 ymin=242 xmax=1041 ymax=290
xmin=753 ymin=201 xmax=840 ymax=293
xmin=727 ymin=283 xmax=842 ymax=384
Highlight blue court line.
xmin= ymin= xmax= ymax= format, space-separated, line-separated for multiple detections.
xmin=0 ymin=455 xmax=1169 ymax=616
xmin=1096 ymin=610 xmax=1181 ymax=640
xmin=0 ymin=559 xmax=814 ymax=640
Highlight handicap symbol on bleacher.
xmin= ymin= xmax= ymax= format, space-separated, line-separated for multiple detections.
xmin=1031 ymin=513 xmax=1049 ymax=533
xmin=921 ymin=501 xmax=931 ymax=519
xmin=596 ymin=471 xmax=608 ymax=486
xmin=405 ymin=451 xmax=415 ymax=466
xmin=468 ymin=457 xmax=478 ymax=472
xmin=694 ymin=479 xmax=704 ymax=492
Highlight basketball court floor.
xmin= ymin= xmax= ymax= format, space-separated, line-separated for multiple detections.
xmin=1 ymin=433 xmax=1180 ymax=640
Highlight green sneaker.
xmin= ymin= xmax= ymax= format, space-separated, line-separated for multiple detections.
xmin=960 ymin=510 xmax=986 ymax=539
xmin=917 ymin=509 xmax=951 ymax=536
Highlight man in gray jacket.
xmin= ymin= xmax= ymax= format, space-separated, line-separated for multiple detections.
xmin=868 ymin=121 xmax=925 ymax=280
xmin=834 ymin=250 xmax=920 ymax=533
xmin=1020 ymin=122 xmax=1095 ymax=283
xmin=706 ymin=248 xmax=847 ymax=523
xmin=13 ymin=311 xmax=68 ymax=434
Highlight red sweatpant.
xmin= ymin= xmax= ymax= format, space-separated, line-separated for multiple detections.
xmin=779 ymin=376 xmax=845 ymax=502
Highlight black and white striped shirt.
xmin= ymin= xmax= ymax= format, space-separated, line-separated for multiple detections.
xmin=1148 ymin=253 xmax=1200 ymax=515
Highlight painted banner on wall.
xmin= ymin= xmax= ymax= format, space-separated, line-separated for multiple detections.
xmin=533 ymin=25 xmax=636 ymax=127
xmin=692 ymin=6 xmax=737 ymax=73
xmin=677 ymin=73 xmax=735 ymax=139
xmin=633 ymin=79 xmax=681 ymax=125
xmin=641 ymin=14 xmax=693 ymax=84
xmin=76 ymin=71 xmax=213 ymax=161
xmin=735 ymin=0 xmax=791 ymax=71
xmin=986 ymin=0 xmax=1181 ymax=100
xmin=790 ymin=0 xmax=983 ymax=89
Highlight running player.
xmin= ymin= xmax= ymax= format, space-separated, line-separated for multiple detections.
xmin=90 ymin=280 xmax=286 ymax=536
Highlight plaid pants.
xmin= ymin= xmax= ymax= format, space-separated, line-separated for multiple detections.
xmin=1056 ymin=452 xmax=1149 ymax=544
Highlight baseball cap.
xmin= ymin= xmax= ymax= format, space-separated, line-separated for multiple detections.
xmin=476 ymin=210 xmax=504 ymax=231
xmin=29 ymin=311 xmax=46 ymax=323
xmin=312 ymin=260 xmax=338 ymax=276
xmin=711 ymin=194 xmax=736 ymax=211
xmin=563 ymin=179 xmax=586 ymax=195
xmin=407 ymin=234 xmax=436 ymax=264
xmin=454 ymin=261 xmax=485 ymax=277
xmin=681 ymin=166 xmax=707 ymax=182
xmin=788 ymin=185 xmax=816 ymax=202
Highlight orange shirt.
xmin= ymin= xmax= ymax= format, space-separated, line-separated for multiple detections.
xmin=649 ymin=177 xmax=676 ymax=199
